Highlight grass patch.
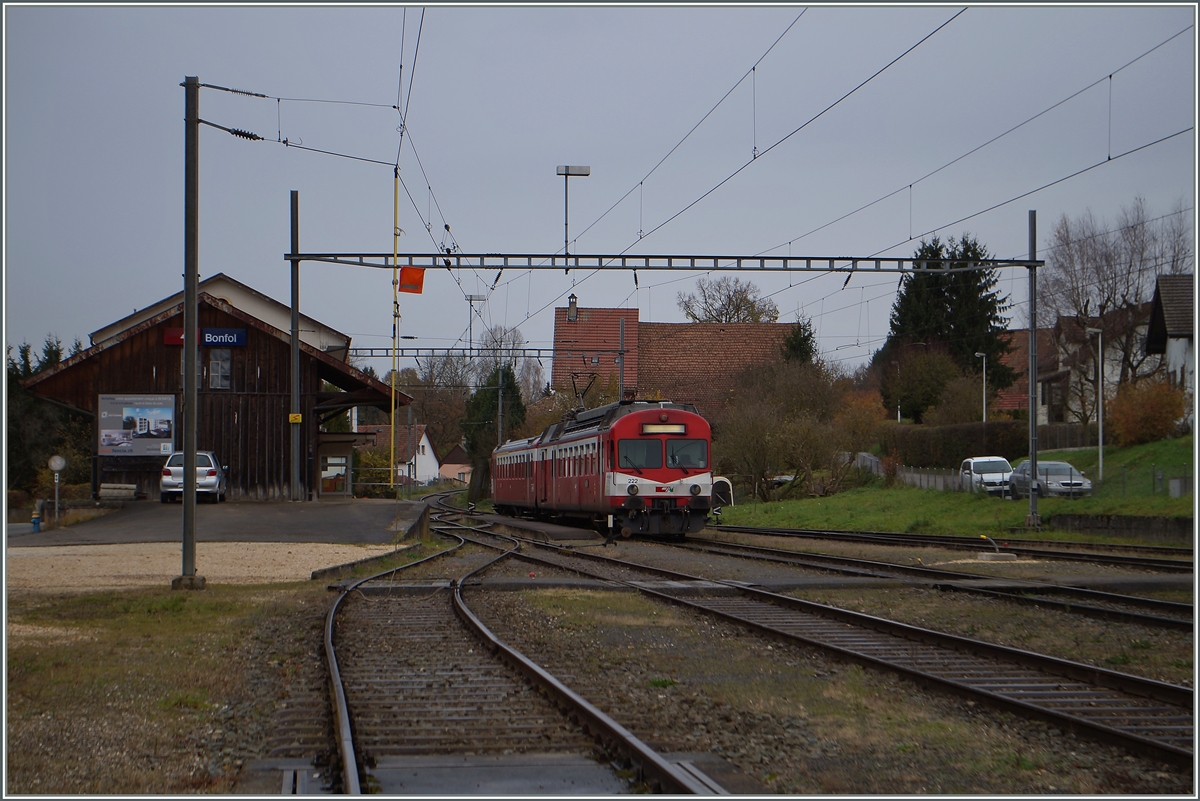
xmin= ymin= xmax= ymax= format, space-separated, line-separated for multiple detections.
xmin=157 ymin=690 xmax=210 ymax=711
xmin=6 ymin=581 xmax=328 ymax=794
xmin=720 ymin=437 xmax=1193 ymax=537
xmin=784 ymin=586 xmax=1193 ymax=686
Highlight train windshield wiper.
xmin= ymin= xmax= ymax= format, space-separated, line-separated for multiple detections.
xmin=621 ymin=457 xmax=643 ymax=475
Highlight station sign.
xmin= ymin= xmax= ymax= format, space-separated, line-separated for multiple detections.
xmin=98 ymin=394 xmax=175 ymax=456
xmin=164 ymin=328 xmax=247 ymax=346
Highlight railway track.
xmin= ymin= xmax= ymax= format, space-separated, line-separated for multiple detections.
xmin=713 ymin=524 xmax=1194 ymax=573
xmin=460 ymin=517 xmax=1193 ymax=767
xmin=677 ymin=537 xmax=1195 ymax=631
xmin=323 ymin=517 xmax=724 ymax=795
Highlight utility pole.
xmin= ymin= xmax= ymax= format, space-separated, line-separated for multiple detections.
xmin=173 ymin=76 xmax=204 ymax=590
xmin=1087 ymin=326 xmax=1105 ymax=481
xmin=618 ymin=317 xmax=625 ymax=399
xmin=290 ymin=191 xmax=302 ymax=501
xmin=1027 ymin=210 xmax=1040 ymax=528
xmin=466 ymin=295 xmax=485 ymax=357
xmin=557 ymin=165 xmax=590 ymax=261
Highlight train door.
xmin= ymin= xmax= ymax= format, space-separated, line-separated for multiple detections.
xmin=537 ymin=449 xmax=549 ymax=507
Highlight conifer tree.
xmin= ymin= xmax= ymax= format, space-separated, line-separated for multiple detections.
xmin=885 ymin=235 xmax=1014 ymax=388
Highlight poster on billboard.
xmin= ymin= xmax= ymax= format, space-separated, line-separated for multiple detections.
xmin=98 ymin=395 xmax=175 ymax=456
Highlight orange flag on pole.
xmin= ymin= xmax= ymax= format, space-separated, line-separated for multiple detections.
xmin=398 ymin=265 xmax=425 ymax=294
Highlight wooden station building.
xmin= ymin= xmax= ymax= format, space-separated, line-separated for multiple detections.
xmin=24 ymin=274 xmax=407 ymax=500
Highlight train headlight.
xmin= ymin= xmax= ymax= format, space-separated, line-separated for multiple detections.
xmin=627 ymin=484 xmax=639 ymax=496
xmin=690 ymin=484 xmax=702 ymax=496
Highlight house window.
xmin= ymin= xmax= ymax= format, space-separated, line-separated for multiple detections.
xmin=209 ymin=349 xmax=231 ymax=389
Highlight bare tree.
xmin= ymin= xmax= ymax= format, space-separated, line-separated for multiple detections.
xmin=716 ymin=359 xmax=860 ymax=500
xmin=477 ymin=325 xmax=544 ymax=405
xmin=677 ymin=276 xmax=779 ymax=323
xmin=1042 ymin=198 xmax=1192 ymax=399
xmin=406 ymin=353 xmax=474 ymax=454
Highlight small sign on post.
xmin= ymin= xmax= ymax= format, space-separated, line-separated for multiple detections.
xmin=289 ymin=413 xmax=303 ymax=424
xmin=49 ymin=455 xmax=66 ymax=525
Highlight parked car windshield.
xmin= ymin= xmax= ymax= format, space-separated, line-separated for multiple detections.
xmin=1037 ymin=462 xmax=1081 ymax=475
xmin=971 ymin=459 xmax=1011 ymax=474
xmin=166 ymin=453 xmax=213 ymax=468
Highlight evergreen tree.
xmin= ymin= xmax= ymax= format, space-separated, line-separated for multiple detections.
xmin=884 ymin=235 xmax=1014 ymax=388
xmin=6 ymin=336 xmax=92 ymax=493
xmin=781 ymin=316 xmax=818 ymax=364
xmin=462 ymin=364 xmax=526 ymax=465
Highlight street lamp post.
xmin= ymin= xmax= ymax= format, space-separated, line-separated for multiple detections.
xmin=1086 ymin=327 xmax=1104 ymax=481
xmin=975 ymin=352 xmax=987 ymax=422
xmin=892 ymin=361 xmax=900 ymax=422
xmin=556 ymin=165 xmax=590 ymax=262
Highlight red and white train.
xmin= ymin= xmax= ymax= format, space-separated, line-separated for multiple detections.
xmin=490 ymin=400 xmax=713 ymax=540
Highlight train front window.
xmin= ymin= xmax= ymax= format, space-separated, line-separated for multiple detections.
xmin=618 ymin=439 xmax=662 ymax=470
xmin=666 ymin=439 xmax=708 ymax=470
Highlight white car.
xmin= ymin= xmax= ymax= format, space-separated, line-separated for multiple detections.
xmin=161 ymin=451 xmax=228 ymax=503
xmin=959 ymin=457 xmax=1013 ymax=498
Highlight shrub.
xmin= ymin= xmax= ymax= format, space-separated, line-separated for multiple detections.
xmin=1108 ymin=380 xmax=1186 ymax=446
xmin=353 ymin=448 xmax=398 ymax=499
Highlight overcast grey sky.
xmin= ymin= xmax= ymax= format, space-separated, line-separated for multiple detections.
xmin=4 ymin=4 xmax=1195 ymax=378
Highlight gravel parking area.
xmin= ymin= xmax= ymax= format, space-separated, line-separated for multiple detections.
xmin=4 ymin=541 xmax=399 ymax=592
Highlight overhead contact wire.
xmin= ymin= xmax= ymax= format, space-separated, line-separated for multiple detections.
xmin=626 ymin=8 xmax=966 ymax=252
xmin=758 ymin=23 xmax=1192 ymax=256
xmin=575 ymin=9 xmax=807 ymax=244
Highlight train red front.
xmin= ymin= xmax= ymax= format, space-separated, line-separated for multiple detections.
xmin=490 ymin=400 xmax=712 ymax=539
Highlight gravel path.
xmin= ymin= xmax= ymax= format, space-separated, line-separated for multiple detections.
xmin=4 ymin=541 xmax=399 ymax=591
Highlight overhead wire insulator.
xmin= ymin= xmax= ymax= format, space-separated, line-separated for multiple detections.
xmin=229 ymin=128 xmax=262 ymax=141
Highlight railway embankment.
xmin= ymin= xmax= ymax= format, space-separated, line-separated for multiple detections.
xmin=1047 ymin=513 xmax=1193 ymax=543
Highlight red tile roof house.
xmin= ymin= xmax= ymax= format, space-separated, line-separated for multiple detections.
xmin=550 ymin=306 xmax=793 ymax=419
xmin=994 ymin=327 xmax=1060 ymax=422
xmin=437 ymin=443 xmax=473 ymax=487
xmin=1000 ymin=298 xmax=1167 ymax=428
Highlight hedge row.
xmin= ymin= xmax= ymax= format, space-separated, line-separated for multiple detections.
xmin=880 ymin=420 xmax=1027 ymax=469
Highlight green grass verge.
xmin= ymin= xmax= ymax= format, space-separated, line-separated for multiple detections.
xmin=719 ymin=437 xmax=1193 ymax=537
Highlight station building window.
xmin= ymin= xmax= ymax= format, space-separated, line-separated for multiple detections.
xmin=209 ymin=348 xmax=231 ymax=389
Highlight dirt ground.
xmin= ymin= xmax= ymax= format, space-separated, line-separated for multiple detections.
xmin=4 ymin=542 xmax=398 ymax=593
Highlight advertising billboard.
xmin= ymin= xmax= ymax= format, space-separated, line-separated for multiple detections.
xmin=98 ymin=395 xmax=175 ymax=456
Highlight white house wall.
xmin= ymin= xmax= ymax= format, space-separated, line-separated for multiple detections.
xmin=1165 ymin=337 xmax=1195 ymax=427
xmin=399 ymin=433 xmax=441 ymax=484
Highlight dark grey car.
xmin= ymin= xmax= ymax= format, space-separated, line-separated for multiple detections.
xmin=1008 ymin=460 xmax=1092 ymax=499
